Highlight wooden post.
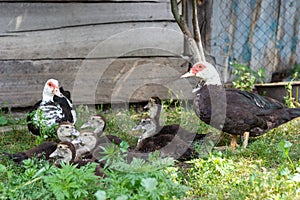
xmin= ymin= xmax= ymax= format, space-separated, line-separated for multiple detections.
xmin=170 ymin=0 xmax=206 ymax=62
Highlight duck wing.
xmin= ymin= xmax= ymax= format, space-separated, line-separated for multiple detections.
xmin=59 ymin=87 xmax=71 ymax=101
xmin=226 ymin=89 xmax=284 ymax=115
xmin=56 ymin=87 xmax=76 ymax=123
xmin=225 ymin=89 xmax=300 ymax=135
xmin=26 ymin=100 xmax=42 ymax=135
xmin=136 ymin=133 xmax=197 ymax=161
xmin=27 ymin=99 xmax=68 ymax=135
xmin=53 ymin=95 xmax=74 ymax=123
xmin=193 ymin=85 xmax=292 ymax=136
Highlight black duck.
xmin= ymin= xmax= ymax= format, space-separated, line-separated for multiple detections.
xmin=181 ymin=61 xmax=300 ymax=148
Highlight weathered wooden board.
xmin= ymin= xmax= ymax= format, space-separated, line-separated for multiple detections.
xmin=0 ymin=57 xmax=197 ymax=107
xmin=0 ymin=2 xmax=173 ymax=33
xmin=0 ymin=22 xmax=183 ymax=59
xmin=0 ymin=0 xmax=169 ymax=2
xmin=0 ymin=22 xmax=183 ymax=60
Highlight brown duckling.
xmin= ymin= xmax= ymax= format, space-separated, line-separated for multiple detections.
xmin=73 ymin=115 xmax=122 ymax=161
xmin=3 ymin=141 xmax=57 ymax=164
xmin=139 ymin=96 xmax=206 ymax=143
xmin=49 ymin=141 xmax=106 ymax=177
xmin=3 ymin=122 xmax=79 ymax=164
xmin=80 ymin=114 xmax=122 ymax=144
xmin=143 ymin=96 xmax=163 ymax=124
xmin=57 ymin=122 xmax=80 ymax=142
xmin=132 ymin=117 xmax=206 ymax=160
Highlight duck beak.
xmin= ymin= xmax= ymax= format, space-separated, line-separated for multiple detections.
xmin=180 ymin=71 xmax=195 ymax=78
xmin=192 ymin=87 xmax=201 ymax=93
xmin=53 ymin=87 xmax=63 ymax=97
xmin=80 ymin=121 xmax=92 ymax=129
xmin=49 ymin=150 xmax=58 ymax=158
xmin=132 ymin=124 xmax=142 ymax=131
xmin=143 ymin=103 xmax=150 ymax=110
xmin=72 ymin=138 xmax=82 ymax=145
xmin=71 ymin=129 xmax=80 ymax=137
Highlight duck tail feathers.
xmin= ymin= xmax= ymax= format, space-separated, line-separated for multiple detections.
xmin=289 ymin=107 xmax=300 ymax=118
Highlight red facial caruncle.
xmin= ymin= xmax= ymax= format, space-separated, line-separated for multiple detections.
xmin=47 ymin=81 xmax=59 ymax=94
xmin=191 ymin=63 xmax=207 ymax=75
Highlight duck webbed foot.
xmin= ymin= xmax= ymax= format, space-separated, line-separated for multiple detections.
xmin=242 ymin=131 xmax=250 ymax=148
xmin=230 ymin=135 xmax=238 ymax=149
xmin=213 ymin=131 xmax=229 ymax=150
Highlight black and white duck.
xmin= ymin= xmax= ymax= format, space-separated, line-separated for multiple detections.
xmin=181 ymin=61 xmax=300 ymax=148
xmin=27 ymin=79 xmax=76 ymax=136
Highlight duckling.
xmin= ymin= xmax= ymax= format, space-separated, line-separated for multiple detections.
xmin=80 ymin=115 xmax=106 ymax=137
xmin=144 ymin=96 xmax=163 ymax=124
xmin=136 ymin=96 xmax=207 ymax=145
xmin=72 ymin=131 xmax=98 ymax=161
xmin=3 ymin=122 xmax=79 ymax=164
xmin=74 ymin=115 xmax=123 ymax=160
xmin=27 ymin=79 xmax=76 ymax=136
xmin=132 ymin=117 xmax=206 ymax=160
xmin=135 ymin=133 xmax=197 ymax=160
xmin=80 ymin=115 xmax=122 ymax=143
xmin=49 ymin=141 xmax=76 ymax=165
xmin=49 ymin=141 xmax=106 ymax=177
xmin=80 ymin=114 xmax=122 ymax=145
xmin=56 ymin=122 xmax=80 ymax=142
xmin=3 ymin=141 xmax=57 ymax=164
xmin=134 ymin=117 xmax=205 ymax=143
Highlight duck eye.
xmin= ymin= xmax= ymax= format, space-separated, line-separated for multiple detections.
xmin=66 ymin=126 xmax=69 ymax=129
xmin=48 ymin=82 xmax=53 ymax=87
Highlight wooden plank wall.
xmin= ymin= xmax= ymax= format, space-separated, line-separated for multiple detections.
xmin=0 ymin=0 xmax=197 ymax=107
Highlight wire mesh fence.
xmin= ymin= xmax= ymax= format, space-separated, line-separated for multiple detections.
xmin=210 ymin=0 xmax=300 ymax=82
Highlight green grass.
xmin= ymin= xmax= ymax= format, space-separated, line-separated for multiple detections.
xmin=0 ymin=103 xmax=299 ymax=199
xmin=181 ymin=126 xmax=300 ymax=199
